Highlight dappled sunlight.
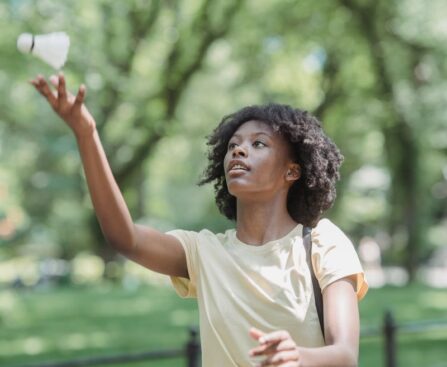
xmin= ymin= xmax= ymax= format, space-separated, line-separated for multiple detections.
xmin=170 ymin=309 xmax=196 ymax=327
xmin=59 ymin=333 xmax=88 ymax=350
xmin=95 ymin=298 xmax=154 ymax=317
xmin=0 ymin=172 xmax=27 ymax=241
xmin=23 ymin=336 xmax=46 ymax=355
xmin=1 ymin=0 xmax=446 ymax=366
xmin=0 ymin=290 xmax=18 ymax=314
xmin=0 ymin=285 xmax=188 ymax=360
xmin=123 ymin=260 xmax=171 ymax=287
xmin=0 ymin=257 xmax=40 ymax=286
xmin=421 ymin=329 xmax=447 ymax=342
xmin=0 ymin=332 xmax=111 ymax=358
xmin=0 ymin=255 xmax=176 ymax=289
xmin=418 ymin=267 xmax=447 ymax=288
xmin=417 ymin=291 xmax=447 ymax=311
xmin=359 ymin=236 xmax=410 ymax=288
xmin=0 ymin=336 xmax=48 ymax=357
xmin=71 ymin=253 xmax=105 ymax=284
xmin=57 ymin=331 xmax=110 ymax=350
xmin=0 ymin=290 xmax=30 ymax=326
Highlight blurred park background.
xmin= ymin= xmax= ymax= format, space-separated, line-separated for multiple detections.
xmin=1 ymin=0 xmax=446 ymax=366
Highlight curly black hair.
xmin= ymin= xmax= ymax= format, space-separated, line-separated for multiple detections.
xmin=199 ymin=103 xmax=344 ymax=227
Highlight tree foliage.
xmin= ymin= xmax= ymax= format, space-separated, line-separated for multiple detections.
xmin=0 ymin=0 xmax=446 ymax=280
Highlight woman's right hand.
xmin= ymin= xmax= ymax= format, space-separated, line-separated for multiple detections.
xmin=30 ymin=73 xmax=96 ymax=140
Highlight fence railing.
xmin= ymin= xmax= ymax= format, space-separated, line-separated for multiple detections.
xmin=11 ymin=312 xmax=447 ymax=367
xmin=12 ymin=327 xmax=201 ymax=367
xmin=360 ymin=310 xmax=447 ymax=367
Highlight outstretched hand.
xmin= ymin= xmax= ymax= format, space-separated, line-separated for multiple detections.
xmin=30 ymin=73 xmax=96 ymax=139
xmin=249 ymin=327 xmax=301 ymax=367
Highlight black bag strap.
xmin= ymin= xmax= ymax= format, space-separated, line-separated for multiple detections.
xmin=302 ymin=225 xmax=325 ymax=339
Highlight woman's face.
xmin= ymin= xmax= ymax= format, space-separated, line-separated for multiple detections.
xmin=223 ymin=120 xmax=298 ymax=199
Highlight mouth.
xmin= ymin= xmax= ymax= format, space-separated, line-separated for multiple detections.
xmin=228 ymin=160 xmax=250 ymax=173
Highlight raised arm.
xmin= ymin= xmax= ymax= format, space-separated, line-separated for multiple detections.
xmin=30 ymin=73 xmax=188 ymax=278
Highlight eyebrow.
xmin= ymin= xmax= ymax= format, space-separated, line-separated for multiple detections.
xmin=231 ymin=132 xmax=273 ymax=139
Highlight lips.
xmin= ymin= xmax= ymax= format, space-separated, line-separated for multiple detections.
xmin=228 ymin=160 xmax=249 ymax=172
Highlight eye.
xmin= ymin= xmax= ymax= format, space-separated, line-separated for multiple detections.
xmin=228 ymin=142 xmax=237 ymax=150
xmin=253 ymin=140 xmax=266 ymax=148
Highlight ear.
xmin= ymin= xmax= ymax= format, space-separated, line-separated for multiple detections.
xmin=285 ymin=163 xmax=300 ymax=182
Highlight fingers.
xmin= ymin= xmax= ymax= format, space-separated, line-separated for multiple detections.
xmin=249 ymin=327 xmax=265 ymax=341
xmin=273 ymin=362 xmax=298 ymax=367
xmin=250 ymin=342 xmax=277 ymax=357
xmin=259 ymin=330 xmax=290 ymax=345
xmin=249 ymin=328 xmax=299 ymax=367
xmin=49 ymin=73 xmax=74 ymax=102
xmin=249 ymin=331 xmax=294 ymax=357
xmin=30 ymin=75 xmax=57 ymax=108
xmin=249 ymin=327 xmax=270 ymax=357
xmin=57 ymin=72 xmax=67 ymax=100
xmin=74 ymin=84 xmax=86 ymax=108
xmin=30 ymin=73 xmax=85 ymax=108
xmin=275 ymin=339 xmax=297 ymax=351
xmin=259 ymin=350 xmax=300 ymax=366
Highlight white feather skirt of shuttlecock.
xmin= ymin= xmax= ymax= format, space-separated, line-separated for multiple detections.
xmin=17 ymin=32 xmax=70 ymax=69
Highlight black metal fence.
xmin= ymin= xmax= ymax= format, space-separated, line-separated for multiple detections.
xmin=361 ymin=311 xmax=447 ymax=367
xmin=12 ymin=327 xmax=200 ymax=367
xmin=11 ymin=312 xmax=447 ymax=367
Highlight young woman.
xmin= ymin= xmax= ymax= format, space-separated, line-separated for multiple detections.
xmin=31 ymin=73 xmax=367 ymax=367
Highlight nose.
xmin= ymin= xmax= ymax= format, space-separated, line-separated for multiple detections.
xmin=232 ymin=144 xmax=247 ymax=158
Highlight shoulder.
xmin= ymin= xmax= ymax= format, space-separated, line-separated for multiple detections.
xmin=167 ymin=227 xmax=234 ymax=247
xmin=311 ymin=218 xmax=352 ymax=247
xmin=312 ymin=218 xmax=342 ymax=233
xmin=198 ymin=229 xmax=237 ymax=249
xmin=310 ymin=219 xmax=368 ymax=299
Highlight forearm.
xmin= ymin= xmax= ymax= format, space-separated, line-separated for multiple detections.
xmin=76 ymin=128 xmax=136 ymax=252
xmin=297 ymin=343 xmax=358 ymax=367
xmin=297 ymin=278 xmax=360 ymax=367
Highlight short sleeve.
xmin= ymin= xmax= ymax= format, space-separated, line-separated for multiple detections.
xmin=166 ymin=229 xmax=199 ymax=298
xmin=311 ymin=219 xmax=368 ymax=300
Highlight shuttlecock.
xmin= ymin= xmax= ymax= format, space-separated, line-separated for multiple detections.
xmin=17 ymin=32 xmax=70 ymax=69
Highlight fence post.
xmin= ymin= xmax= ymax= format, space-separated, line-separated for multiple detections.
xmin=186 ymin=326 xmax=200 ymax=367
xmin=383 ymin=310 xmax=397 ymax=367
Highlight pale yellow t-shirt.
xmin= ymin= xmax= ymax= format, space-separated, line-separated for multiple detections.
xmin=168 ymin=218 xmax=368 ymax=366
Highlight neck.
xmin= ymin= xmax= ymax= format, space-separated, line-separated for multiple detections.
xmin=235 ymin=191 xmax=298 ymax=246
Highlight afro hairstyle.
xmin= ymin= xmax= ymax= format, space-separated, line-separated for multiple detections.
xmin=199 ymin=103 xmax=344 ymax=227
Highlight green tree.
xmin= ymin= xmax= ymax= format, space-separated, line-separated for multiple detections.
xmin=1 ymin=0 xmax=445 ymax=281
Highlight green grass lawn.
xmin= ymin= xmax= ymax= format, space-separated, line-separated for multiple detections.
xmin=1 ymin=282 xmax=446 ymax=367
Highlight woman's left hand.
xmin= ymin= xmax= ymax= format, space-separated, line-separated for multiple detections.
xmin=249 ymin=327 xmax=301 ymax=366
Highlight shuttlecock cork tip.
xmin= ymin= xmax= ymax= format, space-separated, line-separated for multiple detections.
xmin=17 ymin=33 xmax=34 ymax=53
